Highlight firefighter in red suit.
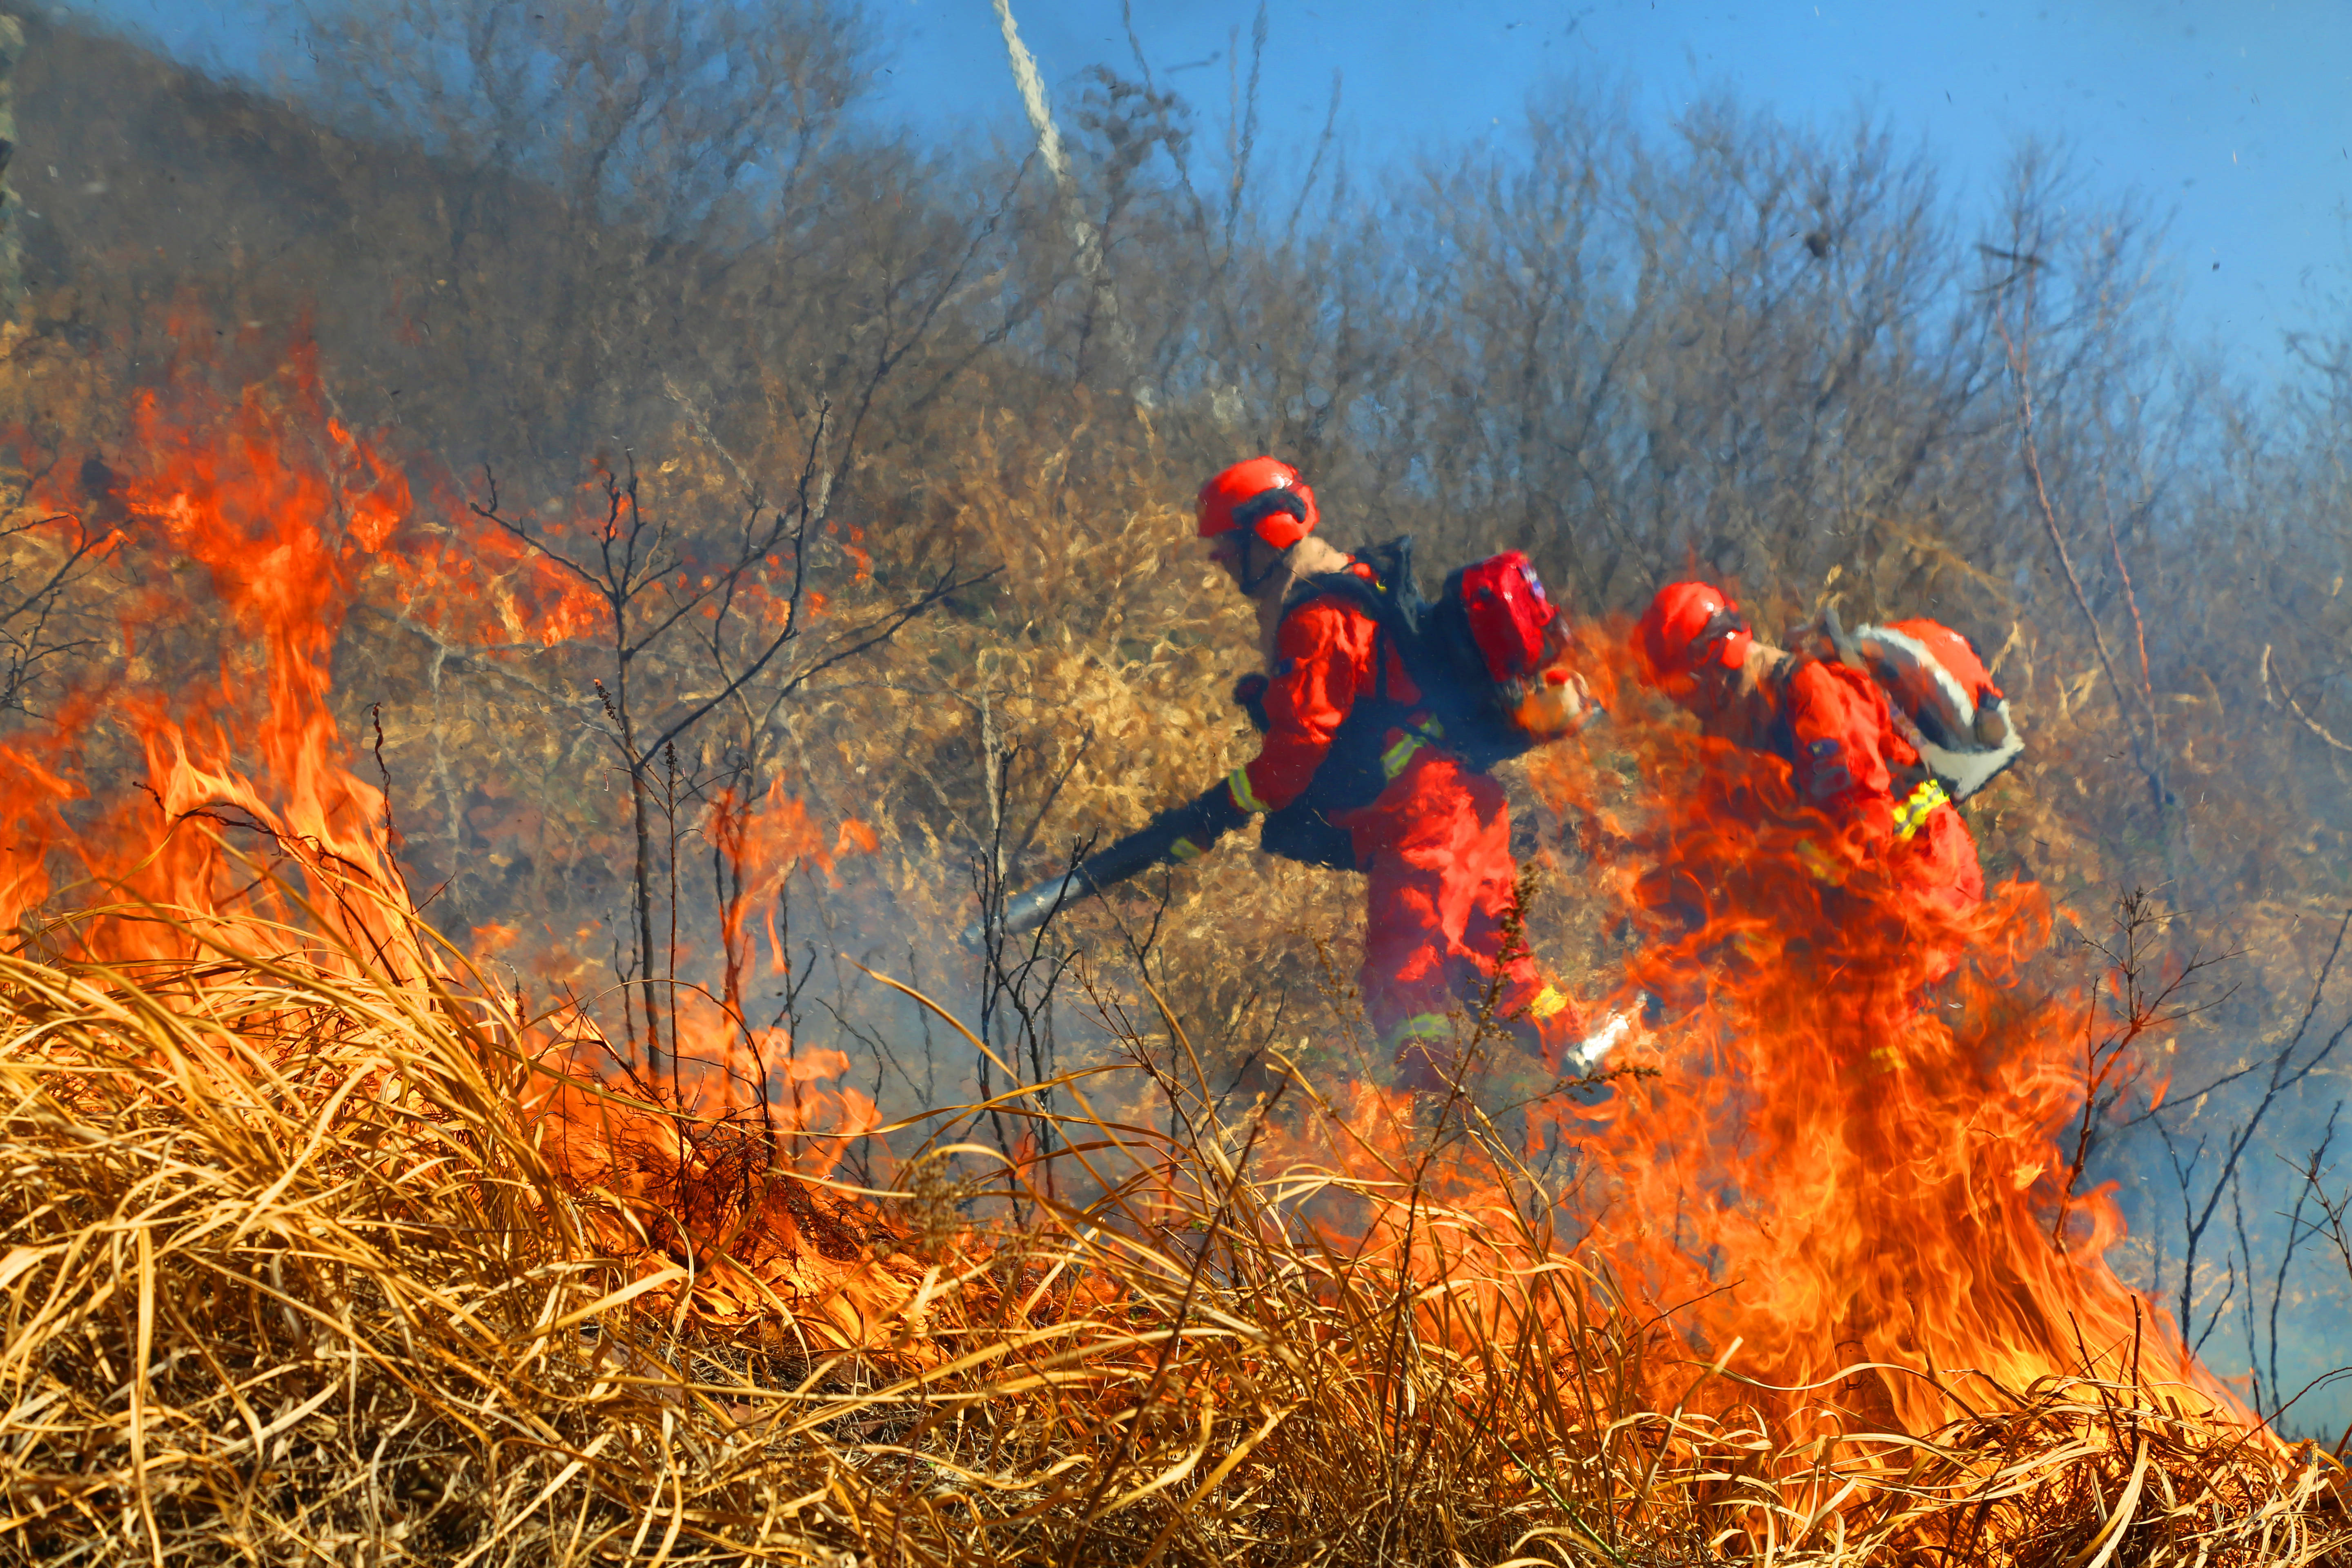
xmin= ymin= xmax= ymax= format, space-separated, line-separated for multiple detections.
xmin=1164 ymin=458 xmax=1581 ymax=1090
xmin=1632 ymin=582 xmax=1987 ymax=949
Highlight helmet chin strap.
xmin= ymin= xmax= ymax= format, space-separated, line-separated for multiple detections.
xmin=1239 ymin=532 xmax=1289 ymax=595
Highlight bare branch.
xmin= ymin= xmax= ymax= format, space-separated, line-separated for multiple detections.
xmin=1996 ymin=301 xmax=2163 ymax=809
xmin=2262 ymin=643 xmax=2352 ymax=754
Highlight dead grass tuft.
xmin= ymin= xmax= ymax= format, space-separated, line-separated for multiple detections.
xmin=1 ymin=923 xmax=2345 ymax=1565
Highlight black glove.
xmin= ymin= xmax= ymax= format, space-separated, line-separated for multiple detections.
xmin=1155 ymin=780 xmax=1249 ymax=862
xmin=1232 ymin=673 xmax=1272 ymax=733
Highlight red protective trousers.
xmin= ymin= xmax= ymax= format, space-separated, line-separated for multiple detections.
xmin=1226 ymin=584 xmax=1571 ymax=1085
xmin=1338 ymin=748 xmax=1563 ymax=1083
xmin=1777 ymin=659 xmax=1984 ymax=979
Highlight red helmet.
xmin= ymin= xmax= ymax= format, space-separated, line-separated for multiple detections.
xmin=1196 ymin=457 xmax=1319 ymax=551
xmin=1635 ymin=581 xmax=1752 ymax=696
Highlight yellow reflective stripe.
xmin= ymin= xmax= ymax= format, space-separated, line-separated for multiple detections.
xmin=1387 ymin=1013 xmax=1454 ymax=1045
xmin=1527 ymin=985 xmax=1569 ymax=1021
xmin=1796 ymin=838 xmax=1840 ymax=883
xmin=1381 ymin=718 xmax=1448 ymax=781
xmin=1169 ymin=837 xmax=1203 ymax=862
xmin=1225 ymin=767 xmax=1272 ymax=816
xmin=1893 ymin=777 xmax=1951 ymax=841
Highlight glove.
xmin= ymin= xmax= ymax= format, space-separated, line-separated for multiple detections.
xmin=1232 ymin=673 xmax=1272 ymax=733
xmin=1158 ymin=781 xmax=1248 ymax=863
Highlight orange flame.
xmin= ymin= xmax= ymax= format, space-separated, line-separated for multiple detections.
xmin=0 ymin=327 xmax=890 ymax=1334
xmin=0 ymin=324 xmax=2259 ymax=1417
xmin=3 ymin=334 xmax=415 ymax=967
xmin=1515 ymin=635 xmax=2233 ymax=1430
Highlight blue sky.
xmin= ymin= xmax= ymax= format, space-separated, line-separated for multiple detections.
xmin=67 ymin=0 xmax=2352 ymax=385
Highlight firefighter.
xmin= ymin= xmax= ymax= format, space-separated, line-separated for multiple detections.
xmin=1169 ymin=457 xmax=1582 ymax=1090
xmin=1631 ymin=581 xmax=1986 ymax=933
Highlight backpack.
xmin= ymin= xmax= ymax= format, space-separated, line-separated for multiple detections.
xmin=1430 ymin=551 xmax=1592 ymax=763
xmin=1242 ymin=537 xmax=1588 ymax=869
xmin=1801 ymin=607 xmax=2025 ymax=802
xmin=1301 ymin=536 xmax=1586 ymax=772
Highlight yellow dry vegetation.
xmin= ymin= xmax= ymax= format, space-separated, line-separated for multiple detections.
xmin=3 ymin=920 xmax=2348 ymax=1566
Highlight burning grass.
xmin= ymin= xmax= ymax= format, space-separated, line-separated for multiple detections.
xmin=3 ymin=317 xmax=2347 ymax=1565
xmin=3 ymin=918 xmax=2345 ymax=1566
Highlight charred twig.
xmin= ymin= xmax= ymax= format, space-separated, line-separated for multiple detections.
xmin=0 ymin=507 xmax=114 ymax=717
xmin=2051 ymin=891 xmax=2227 ymax=1245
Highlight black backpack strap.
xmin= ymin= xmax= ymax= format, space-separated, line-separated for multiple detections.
xmin=1284 ymin=566 xmax=1390 ymax=625
xmin=1762 ymin=653 xmax=1802 ymax=764
xmin=1282 ymin=537 xmax=1424 ymax=646
xmin=1283 ymin=562 xmax=1417 ymax=716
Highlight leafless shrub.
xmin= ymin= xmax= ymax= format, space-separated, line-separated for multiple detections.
xmin=0 ymin=478 xmax=105 ymax=720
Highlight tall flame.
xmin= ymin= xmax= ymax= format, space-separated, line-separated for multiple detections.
xmin=3 ymin=334 xmax=414 ymax=965
xmin=1517 ymin=640 xmax=2232 ymax=1429
xmin=0 ymin=331 xmax=892 ymax=1336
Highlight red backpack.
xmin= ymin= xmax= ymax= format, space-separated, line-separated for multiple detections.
xmin=1430 ymin=552 xmax=1590 ymax=756
xmin=1296 ymin=538 xmax=1590 ymax=770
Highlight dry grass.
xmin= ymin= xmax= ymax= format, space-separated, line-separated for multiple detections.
xmin=2 ymin=916 xmax=2348 ymax=1566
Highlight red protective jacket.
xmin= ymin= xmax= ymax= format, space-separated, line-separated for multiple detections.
xmin=1223 ymin=575 xmax=1413 ymax=818
xmin=1774 ymin=658 xmax=1983 ymax=927
xmin=1225 ymin=576 xmax=1572 ymax=1085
